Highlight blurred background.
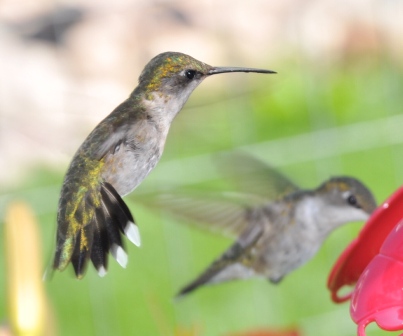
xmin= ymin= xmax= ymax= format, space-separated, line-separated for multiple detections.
xmin=0 ymin=0 xmax=402 ymax=335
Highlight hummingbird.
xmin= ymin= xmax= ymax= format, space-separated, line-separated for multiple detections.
xmin=52 ymin=52 xmax=275 ymax=278
xmin=140 ymin=153 xmax=377 ymax=296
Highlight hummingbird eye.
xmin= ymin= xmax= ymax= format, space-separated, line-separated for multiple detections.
xmin=347 ymin=194 xmax=361 ymax=208
xmin=185 ymin=70 xmax=197 ymax=80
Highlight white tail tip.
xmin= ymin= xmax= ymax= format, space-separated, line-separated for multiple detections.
xmin=97 ymin=266 xmax=107 ymax=277
xmin=111 ymin=244 xmax=128 ymax=268
xmin=125 ymin=221 xmax=141 ymax=247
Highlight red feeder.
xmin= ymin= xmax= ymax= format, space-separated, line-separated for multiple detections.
xmin=327 ymin=186 xmax=403 ymax=303
xmin=351 ymin=213 xmax=403 ymax=335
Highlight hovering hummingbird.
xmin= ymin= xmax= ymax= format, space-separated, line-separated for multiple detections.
xmin=141 ymin=153 xmax=377 ymax=296
xmin=52 ymin=52 xmax=275 ymax=278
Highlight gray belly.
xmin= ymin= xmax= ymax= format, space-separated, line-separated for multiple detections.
xmin=101 ymin=140 xmax=162 ymax=196
xmin=260 ymin=225 xmax=322 ymax=281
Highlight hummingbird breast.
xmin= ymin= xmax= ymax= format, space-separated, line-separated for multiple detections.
xmin=251 ymin=201 xmax=323 ymax=282
xmin=100 ymin=119 xmax=167 ymax=196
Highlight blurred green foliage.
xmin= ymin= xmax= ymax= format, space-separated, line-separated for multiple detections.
xmin=1 ymin=57 xmax=403 ymax=336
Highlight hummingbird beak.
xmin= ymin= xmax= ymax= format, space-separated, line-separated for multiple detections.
xmin=208 ymin=67 xmax=276 ymax=76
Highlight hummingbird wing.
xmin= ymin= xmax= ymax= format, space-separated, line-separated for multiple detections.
xmin=139 ymin=191 xmax=258 ymax=238
xmin=177 ymin=222 xmax=264 ymax=297
xmin=86 ymin=103 xmax=142 ymax=162
xmin=216 ymin=152 xmax=300 ymax=201
xmin=92 ymin=123 xmax=131 ymax=160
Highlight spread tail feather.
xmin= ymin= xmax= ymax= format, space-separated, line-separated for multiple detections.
xmin=177 ymin=242 xmax=255 ymax=297
xmin=53 ymin=181 xmax=141 ymax=278
xmin=177 ymin=224 xmax=263 ymax=297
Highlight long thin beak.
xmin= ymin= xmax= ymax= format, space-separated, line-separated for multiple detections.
xmin=208 ymin=67 xmax=276 ymax=75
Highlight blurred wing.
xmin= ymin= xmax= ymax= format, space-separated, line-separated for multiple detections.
xmin=216 ymin=152 xmax=300 ymax=201
xmin=139 ymin=192 xmax=256 ymax=238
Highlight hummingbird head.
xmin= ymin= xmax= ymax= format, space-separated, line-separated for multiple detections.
xmin=315 ymin=176 xmax=377 ymax=225
xmin=138 ymin=52 xmax=211 ymax=97
xmin=135 ymin=52 xmax=275 ymax=119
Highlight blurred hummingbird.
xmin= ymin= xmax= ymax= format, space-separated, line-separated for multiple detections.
xmin=52 ymin=52 xmax=275 ymax=278
xmin=141 ymin=153 xmax=377 ymax=296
